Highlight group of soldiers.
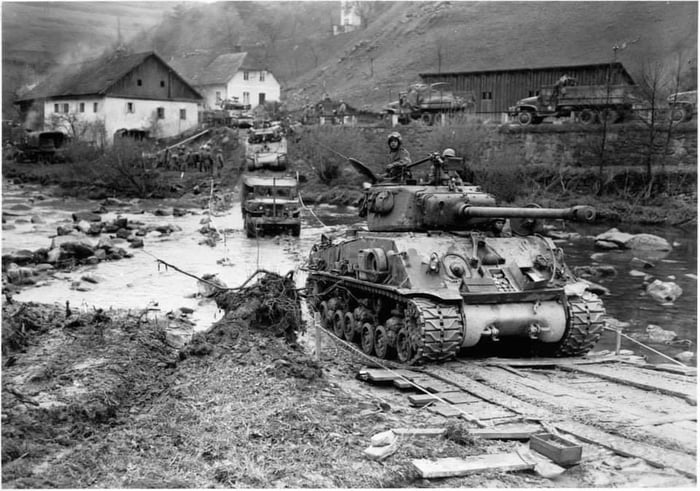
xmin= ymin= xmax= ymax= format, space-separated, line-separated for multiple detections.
xmin=150 ymin=142 xmax=226 ymax=175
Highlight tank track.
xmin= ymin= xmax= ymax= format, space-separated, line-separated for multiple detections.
xmin=307 ymin=274 xmax=464 ymax=365
xmin=553 ymin=292 xmax=606 ymax=356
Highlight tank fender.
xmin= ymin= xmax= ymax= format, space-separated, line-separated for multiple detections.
xmin=460 ymin=301 xmax=567 ymax=348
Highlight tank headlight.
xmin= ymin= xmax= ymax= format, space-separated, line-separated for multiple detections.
xmin=429 ymin=252 xmax=440 ymax=273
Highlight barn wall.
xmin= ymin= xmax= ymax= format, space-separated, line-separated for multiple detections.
xmin=108 ymin=55 xmax=201 ymax=101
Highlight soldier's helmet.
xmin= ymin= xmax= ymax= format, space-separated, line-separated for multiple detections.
xmin=442 ymin=148 xmax=456 ymax=158
xmin=387 ymin=131 xmax=402 ymax=145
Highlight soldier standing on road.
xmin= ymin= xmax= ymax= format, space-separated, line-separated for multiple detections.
xmin=384 ymin=131 xmax=412 ymax=181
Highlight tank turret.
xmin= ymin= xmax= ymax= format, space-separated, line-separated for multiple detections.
xmin=306 ymin=150 xmax=606 ymax=364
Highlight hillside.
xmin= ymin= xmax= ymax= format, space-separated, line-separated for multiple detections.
xmin=2 ymin=1 xmax=697 ymax=118
xmin=284 ymin=1 xmax=698 ymax=110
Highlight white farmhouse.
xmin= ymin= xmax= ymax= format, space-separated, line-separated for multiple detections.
xmin=15 ymin=51 xmax=202 ymax=145
xmin=169 ymin=52 xmax=281 ymax=110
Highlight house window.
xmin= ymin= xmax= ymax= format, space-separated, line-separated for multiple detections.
xmin=137 ymin=79 xmax=142 ymax=86
xmin=62 ymin=103 xmax=69 ymax=113
xmin=160 ymin=80 xmax=165 ymax=87
xmin=258 ymin=93 xmax=266 ymax=105
xmin=242 ymin=92 xmax=250 ymax=105
xmin=79 ymin=102 xmax=85 ymax=113
xmin=93 ymin=102 xmax=99 ymax=113
xmin=481 ymin=91 xmax=493 ymax=100
xmin=260 ymin=71 xmax=265 ymax=82
xmin=528 ymin=90 xmax=540 ymax=97
xmin=215 ymin=91 xmax=221 ymax=102
xmin=157 ymin=107 xmax=165 ymax=119
xmin=127 ymin=102 xmax=135 ymax=113
xmin=243 ymin=71 xmax=249 ymax=81
xmin=180 ymin=109 xmax=186 ymax=120
xmin=54 ymin=103 xmax=59 ymax=113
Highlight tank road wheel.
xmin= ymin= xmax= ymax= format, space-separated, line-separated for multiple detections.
xmin=360 ymin=323 xmax=375 ymax=355
xmin=343 ymin=312 xmax=356 ymax=342
xmin=670 ymin=107 xmax=690 ymax=124
xmin=374 ymin=325 xmax=390 ymax=359
xmin=318 ymin=301 xmax=329 ymax=329
xmin=396 ymin=327 xmax=414 ymax=363
xmin=331 ymin=310 xmax=346 ymax=339
xmin=517 ymin=111 xmax=535 ymax=126
xmin=579 ymin=109 xmax=598 ymax=125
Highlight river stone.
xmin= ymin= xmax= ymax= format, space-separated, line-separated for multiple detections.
xmin=88 ymin=223 xmax=103 ymax=235
xmin=631 ymin=257 xmax=655 ymax=269
xmin=76 ymin=220 xmax=92 ymax=234
xmin=47 ymin=248 xmax=62 ymax=263
xmin=646 ymin=325 xmax=677 ymax=343
xmin=595 ymin=228 xmax=635 ymax=246
xmin=94 ymin=249 xmax=107 ymax=260
xmin=594 ymin=240 xmax=620 ymax=250
xmin=34 ymin=263 xmax=54 ymax=272
xmin=81 ymin=273 xmax=105 ymax=284
xmin=115 ymin=228 xmax=131 ymax=239
xmin=200 ymin=217 xmax=211 ymax=225
xmin=5 ymin=264 xmax=36 ymax=283
xmin=50 ymin=233 xmax=95 ymax=250
xmin=30 ymin=215 xmax=45 ymax=224
xmin=113 ymin=217 xmax=128 ymax=229
xmin=154 ymin=208 xmax=172 ymax=216
xmin=628 ymin=269 xmax=649 ymax=277
xmin=173 ymin=208 xmax=187 ymax=217
xmin=102 ymin=197 xmax=130 ymax=207
xmin=674 ymin=351 xmax=695 ymax=363
xmin=96 ymin=237 xmax=114 ymax=250
xmin=9 ymin=204 xmax=31 ymax=211
xmin=2 ymin=224 xmax=16 ymax=231
xmin=2 ymin=249 xmax=35 ymax=266
xmin=625 ymin=234 xmax=672 ymax=251
xmin=72 ymin=211 xmax=101 ymax=222
xmin=645 ymin=279 xmax=683 ymax=303
xmin=129 ymin=238 xmax=144 ymax=248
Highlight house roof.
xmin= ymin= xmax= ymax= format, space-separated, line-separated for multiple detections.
xmin=169 ymin=51 xmax=268 ymax=87
xmin=420 ymin=62 xmax=635 ymax=84
xmin=16 ymin=51 xmax=201 ymax=102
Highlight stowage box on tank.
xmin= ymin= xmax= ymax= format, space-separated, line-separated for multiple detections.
xmin=305 ymin=151 xmax=605 ymax=364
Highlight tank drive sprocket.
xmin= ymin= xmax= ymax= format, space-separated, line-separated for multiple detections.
xmin=553 ymin=292 xmax=606 ymax=356
xmin=401 ymin=298 xmax=464 ymax=364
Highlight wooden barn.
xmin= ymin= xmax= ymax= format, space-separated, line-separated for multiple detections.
xmin=420 ymin=62 xmax=635 ymax=118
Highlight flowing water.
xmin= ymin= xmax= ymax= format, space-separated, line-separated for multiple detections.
xmin=2 ymin=179 xmax=696 ymax=363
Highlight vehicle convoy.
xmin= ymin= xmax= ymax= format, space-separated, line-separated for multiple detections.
xmin=668 ymin=90 xmax=697 ymax=123
xmin=240 ymin=175 xmax=301 ymax=237
xmin=305 ymin=152 xmax=605 ymax=364
xmin=509 ymin=77 xmax=644 ymax=125
xmin=383 ymin=82 xmax=467 ymax=125
xmin=244 ymin=126 xmax=288 ymax=171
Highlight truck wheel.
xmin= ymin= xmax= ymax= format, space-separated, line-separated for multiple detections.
xmin=670 ymin=107 xmax=689 ymax=123
xmin=421 ymin=113 xmax=434 ymax=125
xmin=600 ymin=109 xmax=619 ymax=124
xmin=517 ymin=111 xmax=535 ymax=125
xmin=579 ymin=109 xmax=598 ymax=125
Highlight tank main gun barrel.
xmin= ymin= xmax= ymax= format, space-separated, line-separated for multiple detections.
xmin=458 ymin=205 xmax=596 ymax=222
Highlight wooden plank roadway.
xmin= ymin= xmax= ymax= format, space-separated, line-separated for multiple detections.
xmin=423 ymin=365 xmax=697 ymax=476
xmin=555 ymin=363 xmax=697 ymax=405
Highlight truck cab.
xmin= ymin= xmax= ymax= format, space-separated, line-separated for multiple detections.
xmin=241 ymin=175 xmax=301 ymax=238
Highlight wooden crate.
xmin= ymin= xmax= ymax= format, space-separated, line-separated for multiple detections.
xmin=530 ymin=432 xmax=582 ymax=466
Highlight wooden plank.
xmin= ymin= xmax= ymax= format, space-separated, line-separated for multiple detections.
xmin=516 ymin=446 xmax=566 ymax=479
xmin=408 ymin=393 xmax=439 ymax=407
xmin=412 ymin=454 xmax=534 ymax=478
xmin=428 ymin=403 xmax=462 ymax=418
xmin=440 ymin=392 xmax=482 ymax=404
xmin=393 ymin=378 xmax=414 ymax=389
xmin=411 ymin=378 xmax=458 ymax=393
xmin=555 ymin=421 xmax=697 ymax=477
xmin=424 ymin=367 xmax=554 ymax=420
xmin=634 ymin=412 xmax=697 ymax=426
xmin=468 ymin=424 xmax=542 ymax=440
xmin=363 ymin=369 xmax=414 ymax=382
xmin=459 ymin=401 xmax=514 ymax=420
xmin=557 ymin=364 xmax=697 ymax=405
xmin=393 ymin=427 xmax=446 ymax=437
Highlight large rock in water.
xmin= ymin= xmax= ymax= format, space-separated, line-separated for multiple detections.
xmin=646 ymin=279 xmax=683 ymax=303
xmin=624 ymin=234 xmax=672 ymax=251
xmin=595 ymin=228 xmax=672 ymax=251
xmin=645 ymin=324 xmax=677 ymax=343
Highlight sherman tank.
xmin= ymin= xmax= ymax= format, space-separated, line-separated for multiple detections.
xmin=305 ymin=151 xmax=606 ymax=364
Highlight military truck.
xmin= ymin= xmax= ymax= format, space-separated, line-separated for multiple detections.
xmin=12 ymin=130 xmax=68 ymax=163
xmin=668 ymin=90 xmax=696 ymax=123
xmin=240 ymin=175 xmax=301 ymax=237
xmin=383 ymin=82 xmax=467 ymax=125
xmin=509 ymin=77 xmax=644 ymax=125
xmin=244 ymin=126 xmax=288 ymax=171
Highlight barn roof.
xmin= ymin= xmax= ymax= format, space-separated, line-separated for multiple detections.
xmin=420 ymin=62 xmax=635 ymax=84
xmin=16 ymin=51 xmax=201 ymax=102
xmin=169 ymin=51 xmax=267 ymax=86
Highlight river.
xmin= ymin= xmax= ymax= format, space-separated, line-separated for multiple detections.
xmin=2 ymin=179 xmax=696 ymax=363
